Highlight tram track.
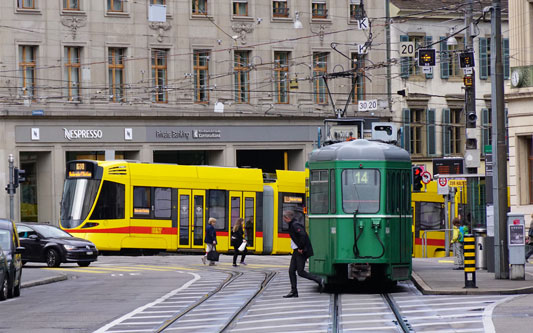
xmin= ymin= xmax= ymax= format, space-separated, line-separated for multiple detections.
xmin=154 ymin=269 xmax=277 ymax=332
xmin=383 ymin=293 xmax=413 ymax=332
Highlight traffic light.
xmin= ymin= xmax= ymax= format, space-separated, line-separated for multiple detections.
xmin=14 ymin=168 xmax=26 ymax=188
xmin=459 ymin=52 xmax=475 ymax=68
xmin=466 ymin=111 xmax=477 ymax=128
xmin=418 ymin=49 xmax=436 ymax=67
xmin=412 ymin=166 xmax=424 ymax=192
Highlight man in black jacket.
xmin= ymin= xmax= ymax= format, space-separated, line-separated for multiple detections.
xmin=283 ymin=210 xmax=324 ymax=298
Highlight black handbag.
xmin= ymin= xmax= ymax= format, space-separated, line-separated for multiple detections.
xmin=207 ymin=248 xmax=220 ymax=262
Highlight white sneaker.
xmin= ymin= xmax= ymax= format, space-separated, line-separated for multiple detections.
xmin=202 ymin=256 xmax=207 ymax=265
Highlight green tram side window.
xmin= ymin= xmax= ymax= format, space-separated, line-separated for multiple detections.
xmin=310 ymin=170 xmax=329 ymax=214
xmin=90 ymin=181 xmax=125 ymax=220
xmin=342 ymin=169 xmax=380 ymax=214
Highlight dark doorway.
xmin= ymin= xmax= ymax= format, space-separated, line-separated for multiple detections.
xmin=237 ymin=150 xmax=285 ymax=173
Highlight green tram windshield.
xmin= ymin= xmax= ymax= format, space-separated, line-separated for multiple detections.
xmin=342 ymin=169 xmax=380 ymax=214
xmin=60 ymin=178 xmax=100 ymax=228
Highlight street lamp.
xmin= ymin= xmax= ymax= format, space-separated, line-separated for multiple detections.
xmin=447 ymin=27 xmax=458 ymax=46
xmin=294 ymin=11 xmax=303 ymax=29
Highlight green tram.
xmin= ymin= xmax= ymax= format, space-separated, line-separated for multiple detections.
xmin=307 ymin=139 xmax=413 ymax=286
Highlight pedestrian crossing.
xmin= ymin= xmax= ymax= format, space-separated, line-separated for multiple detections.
xmin=41 ymin=264 xmax=196 ymax=274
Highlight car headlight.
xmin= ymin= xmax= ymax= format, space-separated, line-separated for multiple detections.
xmin=63 ymin=245 xmax=76 ymax=251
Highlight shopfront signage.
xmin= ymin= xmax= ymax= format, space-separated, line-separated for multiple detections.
xmin=63 ymin=128 xmax=103 ymax=140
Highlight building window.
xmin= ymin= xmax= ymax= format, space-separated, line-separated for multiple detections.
xmin=351 ymin=53 xmax=365 ymax=103
xmin=273 ymin=0 xmax=289 ymax=17
xmin=234 ymin=51 xmax=250 ymax=103
xmin=350 ymin=0 xmax=361 ymax=20
xmin=449 ymin=108 xmax=463 ymax=155
xmin=313 ymin=52 xmax=328 ymax=104
xmin=409 ymin=109 xmax=425 ymax=155
xmin=63 ymin=0 xmax=79 ymax=10
xmin=312 ymin=1 xmax=327 ymax=19
xmin=64 ymin=47 xmax=81 ymax=101
xmin=479 ymin=37 xmax=510 ymax=80
xmin=18 ymin=0 xmax=35 ymax=9
xmin=446 ymin=36 xmax=464 ymax=78
xmin=151 ymin=49 xmax=168 ymax=103
xmin=194 ymin=50 xmax=209 ymax=103
xmin=274 ymin=51 xmax=289 ymax=104
xmin=401 ymin=35 xmax=433 ymax=79
xmin=192 ymin=0 xmax=207 ymax=15
xmin=108 ymin=48 xmax=125 ymax=102
xmin=19 ymin=45 xmax=36 ymax=98
xmin=233 ymin=1 xmax=248 ymax=16
xmin=107 ymin=0 xmax=123 ymax=12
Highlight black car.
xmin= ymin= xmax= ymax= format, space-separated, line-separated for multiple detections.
xmin=0 ymin=219 xmax=24 ymax=299
xmin=17 ymin=223 xmax=98 ymax=267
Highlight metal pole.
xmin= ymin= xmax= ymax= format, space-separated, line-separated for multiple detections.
xmin=8 ymin=154 xmax=14 ymax=221
xmin=464 ymin=0 xmax=477 ymax=173
xmin=385 ymin=0 xmax=392 ymax=112
xmin=491 ymin=0 xmax=509 ymax=279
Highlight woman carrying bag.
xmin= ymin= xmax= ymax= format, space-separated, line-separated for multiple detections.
xmin=231 ymin=218 xmax=247 ymax=267
xmin=203 ymin=217 xmax=218 ymax=266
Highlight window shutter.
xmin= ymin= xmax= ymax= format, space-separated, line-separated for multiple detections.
xmin=427 ymin=108 xmax=436 ymax=155
xmin=440 ymin=37 xmax=449 ymax=79
xmin=481 ymin=108 xmax=490 ymax=155
xmin=402 ymin=108 xmax=411 ymax=152
xmin=479 ymin=37 xmax=488 ymax=79
xmin=425 ymin=36 xmax=433 ymax=79
xmin=400 ymin=35 xmax=410 ymax=79
xmin=442 ymin=108 xmax=450 ymax=156
xmin=503 ymin=38 xmax=510 ymax=79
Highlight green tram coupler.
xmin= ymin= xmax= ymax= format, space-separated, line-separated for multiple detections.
xmin=307 ymin=139 xmax=413 ymax=287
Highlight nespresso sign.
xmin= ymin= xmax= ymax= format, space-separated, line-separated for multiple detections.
xmin=63 ymin=128 xmax=103 ymax=140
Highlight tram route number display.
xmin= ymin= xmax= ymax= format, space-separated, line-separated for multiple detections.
xmin=358 ymin=99 xmax=378 ymax=112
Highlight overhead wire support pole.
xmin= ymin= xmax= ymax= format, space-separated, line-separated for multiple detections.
xmin=490 ymin=0 xmax=509 ymax=280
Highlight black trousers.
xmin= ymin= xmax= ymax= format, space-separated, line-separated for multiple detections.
xmin=288 ymin=251 xmax=321 ymax=292
xmin=233 ymin=246 xmax=247 ymax=265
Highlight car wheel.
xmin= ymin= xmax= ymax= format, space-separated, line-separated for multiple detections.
xmin=0 ymin=276 xmax=7 ymax=301
xmin=77 ymin=262 xmax=90 ymax=267
xmin=46 ymin=249 xmax=61 ymax=268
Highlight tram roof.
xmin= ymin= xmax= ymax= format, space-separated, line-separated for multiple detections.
xmin=308 ymin=139 xmax=411 ymax=163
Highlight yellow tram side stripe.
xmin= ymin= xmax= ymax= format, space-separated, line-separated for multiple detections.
xmin=76 ymin=266 xmax=140 ymax=272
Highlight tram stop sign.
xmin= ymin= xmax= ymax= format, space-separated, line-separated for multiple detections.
xmin=437 ymin=177 xmax=449 ymax=195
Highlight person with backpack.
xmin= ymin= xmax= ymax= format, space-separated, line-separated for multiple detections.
xmin=451 ymin=217 xmax=464 ymax=270
xmin=525 ymin=215 xmax=533 ymax=262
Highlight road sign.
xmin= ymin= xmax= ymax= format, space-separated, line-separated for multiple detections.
xmin=358 ymin=99 xmax=378 ymax=112
xmin=400 ymin=42 xmax=415 ymax=58
xmin=437 ymin=177 xmax=449 ymax=195
xmin=421 ymin=171 xmax=431 ymax=184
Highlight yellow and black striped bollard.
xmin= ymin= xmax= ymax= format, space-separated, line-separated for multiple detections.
xmin=463 ymin=235 xmax=477 ymax=288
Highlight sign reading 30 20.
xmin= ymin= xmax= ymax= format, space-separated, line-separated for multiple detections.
xmin=358 ymin=99 xmax=378 ymax=112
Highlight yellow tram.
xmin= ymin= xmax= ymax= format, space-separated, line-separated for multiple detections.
xmin=60 ymin=160 xmax=306 ymax=254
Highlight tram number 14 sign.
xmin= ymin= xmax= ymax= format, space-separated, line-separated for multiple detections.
xmin=358 ymin=99 xmax=378 ymax=112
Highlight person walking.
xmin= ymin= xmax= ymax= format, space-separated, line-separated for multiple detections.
xmin=231 ymin=218 xmax=247 ymax=267
xmin=451 ymin=217 xmax=464 ymax=270
xmin=203 ymin=217 xmax=217 ymax=266
xmin=282 ymin=209 xmax=324 ymax=298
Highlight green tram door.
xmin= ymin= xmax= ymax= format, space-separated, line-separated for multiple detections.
xmin=229 ymin=191 xmax=256 ymax=251
xmin=178 ymin=189 xmax=206 ymax=250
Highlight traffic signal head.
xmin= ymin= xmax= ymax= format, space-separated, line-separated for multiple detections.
xmin=418 ymin=49 xmax=436 ymax=67
xmin=412 ymin=166 xmax=424 ymax=192
xmin=466 ymin=111 xmax=477 ymax=128
xmin=14 ymin=168 xmax=26 ymax=187
xmin=459 ymin=52 xmax=475 ymax=68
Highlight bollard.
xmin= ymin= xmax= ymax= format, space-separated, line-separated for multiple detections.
xmin=463 ymin=235 xmax=477 ymax=288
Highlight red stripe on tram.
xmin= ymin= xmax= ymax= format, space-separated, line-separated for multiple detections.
xmin=415 ymin=238 xmax=445 ymax=247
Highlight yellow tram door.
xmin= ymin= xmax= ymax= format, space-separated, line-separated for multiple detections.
xmin=243 ymin=192 xmax=256 ymax=251
xmin=178 ymin=189 xmax=206 ymax=250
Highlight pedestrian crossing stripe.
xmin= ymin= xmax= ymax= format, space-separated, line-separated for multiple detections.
xmin=41 ymin=265 xmax=197 ymax=274
xmin=42 ymin=267 xmax=108 ymax=274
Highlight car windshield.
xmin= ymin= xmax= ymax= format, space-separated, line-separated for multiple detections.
xmin=60 ymin=178 xmax=100 ymax=228
xmin=0 ymin=230 xmax=11 ymax=251
xmin=32 ymin=225 xmax=72 ymax=238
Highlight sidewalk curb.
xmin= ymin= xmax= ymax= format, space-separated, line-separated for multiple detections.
xmin=21 ymin=274 xmax=68 ymax=289
xmin=412 ymin=271 xmax=533 ymax=295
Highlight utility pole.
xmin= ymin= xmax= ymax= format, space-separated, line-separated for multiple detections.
xmin=490 ymin=0 xmax=509 ymax=279
xmin=7 ymin=154 xmax=15 ymax=221
xmin=385 ymin=0 xmax=392 ymax=112
xmin=464 ymin=0 xmax=477 ymax=171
